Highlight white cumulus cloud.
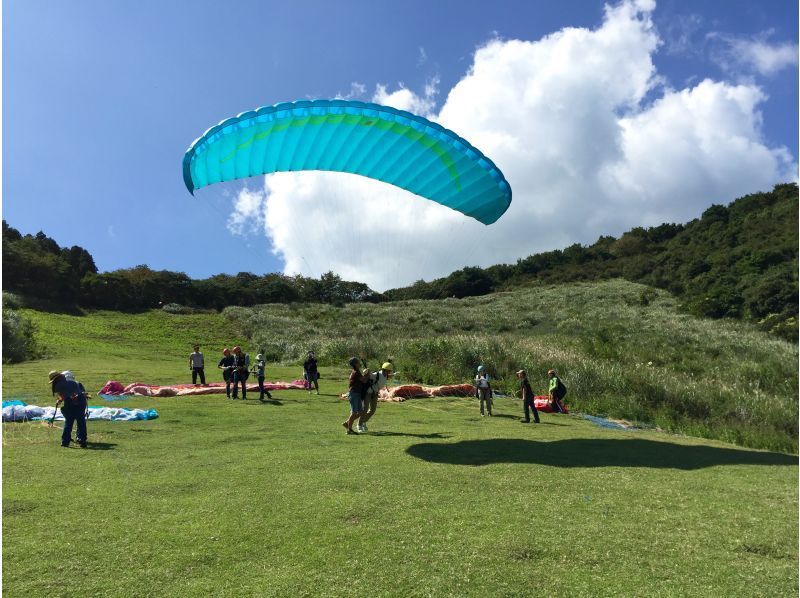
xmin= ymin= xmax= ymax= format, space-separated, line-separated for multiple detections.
xmin=709 ymin=31 xmax=798 ymax=77
xmin=232 ymin=0 xmax=795 ymax=291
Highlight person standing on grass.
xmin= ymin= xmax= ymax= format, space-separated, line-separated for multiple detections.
xmin=49 ymin=370 xmax=88 ymax=448
xmin=189 ymin=344 xmax=206 ymax=385
xmin=303 ymin=351 xmax=320 ymax=395
xmin=253 ymin=353 xmax=272 ymax=402
xmin=218 ymin=348 xmax=235 ymax=398
xmin=548 ymin=369 xmax=567 ymax=413
xmin=357 ymin=361 xmax=394 ymax=432
xmin=517 ymin=369 xmax=540 ymax=424
xmin=475 ymin=365 xmax=493 ymax=416
xmin=231 ymin=346 xmax=250 ymax=400
xmin=343 ymin=357 xmax=370 ymax=435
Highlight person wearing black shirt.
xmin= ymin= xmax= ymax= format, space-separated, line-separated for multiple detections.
xmin=517 ymin=369 xmax=540 ymax=423
xmin=218 ymin=348 xmax=235 ymax=398
xmin=303 ymin=351 xmax=319 ymax=395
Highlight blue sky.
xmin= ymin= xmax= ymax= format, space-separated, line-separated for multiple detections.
xmin=3 ymin=0 xmax=797 ymax=287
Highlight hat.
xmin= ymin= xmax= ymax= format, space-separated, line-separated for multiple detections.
xmin=48 ymin=370 xmax=61 ymax=382
xmin=256 ymin=354 xmax=264 ymax=361
xmin=381 ymin=362 xmax=393 ymax=371
xmin=516 ymin=369 xmax=526 ymax=377
xmin=547 ymin=369 xmax=556 ymax=375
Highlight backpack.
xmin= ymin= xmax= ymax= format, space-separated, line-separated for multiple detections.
xmin=554 ymin=378 xmax=567 ymax=400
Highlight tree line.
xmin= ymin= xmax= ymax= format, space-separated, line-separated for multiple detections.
xmin=385 ymin=183 xmax=798 ymax=340
xmin=2 ymin=183 xmax=797 ymax=339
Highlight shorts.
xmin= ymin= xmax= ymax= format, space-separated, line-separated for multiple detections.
xmin=348 ymin=391 xmax=363 ymax=412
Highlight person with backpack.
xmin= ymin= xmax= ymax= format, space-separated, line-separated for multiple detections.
xmin=517 ymin=369 xmax=540 ymax=423
xmin=548 ymin=369 xmax=567 ymax=413
xmin=303 ymin=351 xmax=320 ymax=395
xmin=189 ymin=344 xmax=206 ymax=385
xmin=343 ymin=357 xmax=370 ymax=435
xmin=231 ymin=346 xmax=250 ymax=400
xmin=49 ymin=370 xmax=89 ymax=448
xmin=357 ymin=361 xmax=393 ymax=432
xmin=475 ymin=365 xmax=493 ymax=416
xmin=252 ymin=353 xmax=272 ymax=402
xmin=218 ymin=348 xmax=235 ymax=398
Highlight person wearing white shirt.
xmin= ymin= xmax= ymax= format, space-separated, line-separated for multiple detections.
xmin=357 ymin=361 xmax=394 ymax=432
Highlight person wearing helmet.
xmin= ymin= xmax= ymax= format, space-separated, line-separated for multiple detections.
xmin=231 ymin=346 xmax=250 ymax=400
xmin=189 ymin=344 xmax=205 ymax=385
xmin=218 ymin=348 xmax=235 ymax=398
xmin=252 ymin=353 xmax=272 ymax=402
xmin=303 ymin=351 xmax=319 ymax=395
xmin=49 ymin=370 xmax=88 ymax=448
xmin=547 ymin=369 xmax=567 ymax=413
xmin=357 ymin=361 xmax=394 ymax=432
xmin=475 ymin=365 xmax=493 ymax=416
xmin=343 ymin=357 xmax=370 ymax=435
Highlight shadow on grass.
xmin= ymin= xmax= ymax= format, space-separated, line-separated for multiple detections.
xmin=370 ymin=431 xmax=452 ymax=439
xmin=241 ymin=399 xmax=284 ymax=406
xmin=83 ymin=442 xmax=117 ymax=451
xmin=406 ymin=438 xmax=798 ymax=469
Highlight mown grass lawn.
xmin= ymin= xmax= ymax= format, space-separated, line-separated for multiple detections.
xmin=2 ymin=309 xmax=798 ymax=596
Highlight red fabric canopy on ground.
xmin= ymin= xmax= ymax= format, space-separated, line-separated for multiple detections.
xmin=99 ymin=380 xmax=307 ymax=397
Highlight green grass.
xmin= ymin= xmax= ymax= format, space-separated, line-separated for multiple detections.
xmin=3 ymin=392 xmax=798 ymax=596
xmin=224 ymin=280 xmax=798 ymax=453
xmin=3 ymin=300 xmax=798 ymax=596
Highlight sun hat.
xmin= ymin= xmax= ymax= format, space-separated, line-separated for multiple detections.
xmin=48 ymin=370 xmax=61 ymax=382
xmin=516 ymin=369 xmax=526 ymax=377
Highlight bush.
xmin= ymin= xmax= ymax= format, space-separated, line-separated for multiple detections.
xmin=2 ymin=308 xmax=44 ymax=363
xmin=161 ymin=303 xmax=195 ymax=315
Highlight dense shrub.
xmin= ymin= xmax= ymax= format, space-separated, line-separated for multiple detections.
xmin=2 ymin=307 xmax=44 ymax=363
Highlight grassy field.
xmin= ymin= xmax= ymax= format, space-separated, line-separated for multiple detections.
xmin=225 ymin=280 xmax=798 ymax=452
xmin=2 ymin=299 xmax=798 ymax=596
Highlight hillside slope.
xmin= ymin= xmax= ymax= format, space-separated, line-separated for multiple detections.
xmin=224 ymin=279 xmax=797 ymax=452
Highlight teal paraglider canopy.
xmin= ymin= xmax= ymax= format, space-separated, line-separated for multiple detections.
xmin=182 ymin=100 xmax=511 ymax=225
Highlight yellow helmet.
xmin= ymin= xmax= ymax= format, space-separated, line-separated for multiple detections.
xmin=381 ymin=362 xmax=393 ymax=371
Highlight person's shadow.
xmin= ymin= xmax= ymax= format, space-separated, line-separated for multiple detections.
xmin=370 ymin=431 xmax=451 ymax=439
xmin=82 ymin=442 xmax=117 ymax=451
xmin=406 ymin=438 xmax=797 ymax=469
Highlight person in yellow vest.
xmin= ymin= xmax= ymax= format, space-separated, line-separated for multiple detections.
xmin=548 ymin=369 xmax=567 ymax=413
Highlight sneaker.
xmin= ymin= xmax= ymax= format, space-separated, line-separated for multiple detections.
xmin=79 ymin=442 xmax=87 ymax=448
xmin=61 ymin=443 xmax=70 ymax=448
xmin=362 ymin=423 xmax=368 ymax=432
xmin=347 ymin=428 xmax=357 ymax=435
